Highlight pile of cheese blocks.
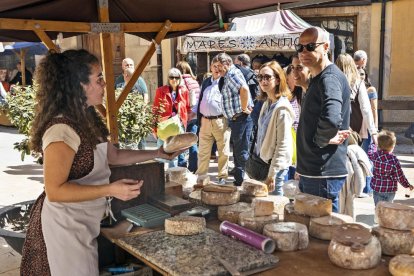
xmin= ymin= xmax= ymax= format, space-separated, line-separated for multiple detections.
xmin=372 ymin=201 xmax=414 ymax=275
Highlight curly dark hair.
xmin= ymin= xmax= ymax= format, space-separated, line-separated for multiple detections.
xmin=30 ymin=49 xmax=109 ymax=153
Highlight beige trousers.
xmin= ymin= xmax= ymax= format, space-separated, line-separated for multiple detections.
xmin=196 ymin=117 xmax=231 ymax=178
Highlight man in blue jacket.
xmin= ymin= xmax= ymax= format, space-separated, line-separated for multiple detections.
xmin=296 ymin=27 xmax=351 ymax=212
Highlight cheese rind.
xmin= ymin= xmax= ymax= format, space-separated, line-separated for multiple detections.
xmin=328 ymin=236 xmax=381 ymax=270
xmin=309 ymin=213 xmax=354 ymax=240
xmin=294 ymin=193 xmax=332 ymax=217
xmin=241 ymin=179 xmax=268 ymax=197
xmin=376 ymin=201 xmax=414 ymax=231
xmin=252 ymin=198 xmax=274 ymax=217
xmin=389 ymin=254 xmax=414 ymax=276
xmin=372 ymin=226 xmax=414 ymax=256
xmin=263 ymin=222 xmax=309 ymax=251
xmin=201 ymin=190 xmax=240 ymax=206
xmin=164 ymin=216 xmax=206 ymax=236
xmin=239 ymin=211 xmax=279 ymax=233
xmin=284 ymin=202 xmax=310 ymax=228
xmin=218 ymin=202 xmax=252 ymax=224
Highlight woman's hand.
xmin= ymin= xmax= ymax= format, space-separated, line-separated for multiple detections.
xmin=157 ymin=147 xmax=186 ymax=160
xmin=264 ymin=177 xmax=275 ymax=192
xmin=109 ymin=179 xmax=143 ymax=201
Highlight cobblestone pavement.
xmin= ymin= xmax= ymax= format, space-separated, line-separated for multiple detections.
xmin=1 ymin=126 xmax=413 ymax=275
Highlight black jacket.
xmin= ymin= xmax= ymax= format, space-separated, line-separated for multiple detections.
xmin=296 ymin=64 xmax=350 ymax=177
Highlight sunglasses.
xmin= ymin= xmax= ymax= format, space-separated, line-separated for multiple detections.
xmin=257 ymin=74 xmax=276 ymax=82
xmin=295 ymin=42 xmax=325 ymax=53
xmin=290 ymin=65 xmax=304 ymax=71
xmin=169 ymin=76 xmax=180 ymax=80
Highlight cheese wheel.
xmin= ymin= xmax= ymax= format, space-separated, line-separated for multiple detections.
xmin=284 ymin=202 xmax=311 ymax=228
xmin=328 ymin=236 xmax=381 ymax=270
xmin=241 ymin=179 xmax=268 ymax=197
xmin=309 ymin=213 xmax=354 ymax=240
xmin=294 ymin=193 xmax=332 ymax=217
xmin=218 ymin=202 xmax=252 ymax=224
xmin=263 ymin=222 xmax=309 ymax=251
xmin=372 ymin=226 xmax=414 ymax=256
xmin=239 ymin=211 xmax=279 ymax=233
xmin=201 ymin=190 xmax=240 ymax=206
xmin=389 ymin=255 xmax=414 ymax=276
xmin=164 ymin=216 xmax=206 ymax=235
xmin=376 ymin=201 xmax=414 ymax=231
xmin=163 ymin=133 xmax=198 ymax=153
xmin=252 ymin=198 xmax=274 ymax=217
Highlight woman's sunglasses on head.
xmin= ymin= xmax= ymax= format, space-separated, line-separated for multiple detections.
xmin=295 ymin=42 xmax=325 ymax=53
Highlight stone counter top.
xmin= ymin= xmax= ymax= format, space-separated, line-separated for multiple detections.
xmin=117 ymin=228 xmax=278 ymax=276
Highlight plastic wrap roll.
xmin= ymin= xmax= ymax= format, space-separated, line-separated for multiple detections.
xmin=219 ymin=221 xmax=275 ymax=254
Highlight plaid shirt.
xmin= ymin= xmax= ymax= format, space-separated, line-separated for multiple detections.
xmin=368 ymin=143 xmax=410 ymax=193
xmin=221 ymin=65 xmax=249 ymax=118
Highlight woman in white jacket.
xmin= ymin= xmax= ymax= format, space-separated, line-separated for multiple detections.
xmin=335 ymin=54 xmax=378 ymax=145
xmin=254 ymin=61 xmax=294 ymax=195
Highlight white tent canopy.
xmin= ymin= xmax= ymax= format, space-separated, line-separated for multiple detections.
xmin=181 ymin=9 xmax=312 ymax=54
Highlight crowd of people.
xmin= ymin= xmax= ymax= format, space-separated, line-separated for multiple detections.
xmin=18 ymin=26 xmax=413 ymax=274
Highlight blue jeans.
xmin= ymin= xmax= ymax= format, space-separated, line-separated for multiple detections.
xmin=228 ymin=114 xmax=253 ymax=185
xmin=183 ymin=119 xmax=198 ymax=173
xmin=271 ymin=168 xmax=289 ymax=196
xmin=298 ymin=176 xmax=346 ymax=213
xmin=361 ymin=133 xmax=371 ymax=153
xmin=373 ymin=191 xmax=395 ymax=206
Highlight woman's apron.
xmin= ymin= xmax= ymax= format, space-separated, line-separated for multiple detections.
xmin=41 ymin=142 xmax=111 ymax=276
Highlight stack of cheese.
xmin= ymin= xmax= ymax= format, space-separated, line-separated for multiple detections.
xmin=372 ymin=202 xmax=414 ymax=256
xmin=284 ymin=193 xmax=332 ymax=229
xmin=328 ymin=223 xmax=381 ymax=270
xmin=238 ymin=198 xmax=280 ymax=233
xmin=167 ymin=167 xmax=197 ymax=197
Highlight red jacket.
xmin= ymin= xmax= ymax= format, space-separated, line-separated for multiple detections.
xmin=152 ymin=85 xmax=191 ymax=134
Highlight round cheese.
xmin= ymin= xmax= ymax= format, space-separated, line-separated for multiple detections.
xmin=239 ymin=211 xmax=279 ymax=233
xmin=241 ymin=179 xmax=268 ymax=197
xmin=372 ymin=226 xmax=414 ymax=256
xmin=218 ymin=202 xmax=252 ymax=224
xmin=294 ymin=193 xmax=332 ymax=217
xmin=263 ymin=222 xmax=309 ymax=251
xmin=284 ymin=202 xmax=310 ymax=228
xmin=164 ymin=216 xmax=206 ymax=236
xmin=163 ymin=133 xmax=198 ymax=153
xmin=389 ymin=254 xmax=414 ymax=276
xmin=376 ymin=201 xmax=414 ymax=231
xmin=309 ymin=213 xmax=354 ymax=240
xmin=328 ymin=225 xmax=381 ymax=270
xmin=201 ymin=190 xmax=240 ymax=206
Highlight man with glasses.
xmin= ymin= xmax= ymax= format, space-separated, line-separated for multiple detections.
xmin=295 ymin=27 xmax=351 ymax=213
xmin=216 ymin=53 xmax=253 ymax=186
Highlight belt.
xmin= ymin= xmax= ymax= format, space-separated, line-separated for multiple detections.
xmin=202 ymin=114 xmax=224 ymax=120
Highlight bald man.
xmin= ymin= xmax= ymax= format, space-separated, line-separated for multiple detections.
xmin=115 ymin=58 xmax=148 ymax=103
xmin=295 ymin=27 xmax=351 ymax=213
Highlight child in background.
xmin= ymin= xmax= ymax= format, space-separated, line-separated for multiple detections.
xmin=368 ymin=130 xmax=413 ymax=206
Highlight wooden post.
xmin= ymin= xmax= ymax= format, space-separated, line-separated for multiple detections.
xmin=98 ymin=0 xmax=118 ymax=142
xmin=33 ymin=28 xmax=59 ymax=52
xmin=21 ymin=48 xmax=27 ymax=86
xmin=116 ymin=20 xmax=172 ymax=110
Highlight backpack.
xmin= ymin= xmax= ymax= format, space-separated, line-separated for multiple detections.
xmin=350 ymin=80 xmax=363 ymax=133
xmin=235 ymin=64 xmax=259 ymax=102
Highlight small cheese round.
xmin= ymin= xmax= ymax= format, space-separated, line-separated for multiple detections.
xmin=241 ymin=179 xmax=268 ymax=197
xmin=218 ymin=202 xmax=252 ymax=224
xmin=376 ymin=201 xmax=414 ymax=231
xmin=309 ymin=213 xmax=354 ymax=240
xmin=389 ymin=254 xmax=414 ymax=276
xmin=294 ymin=193 xmax=332 ymax=217
xmin=372 ymin=226 xmax=414 ymax=256
xmin=239 ymin=211 xmax=279 ymax=233
xmin=328 ymin=236 xmax=381 ymax=270
xmin=263 ymin=222 xmax=309 ymax=251
xmin=164 ymin=216 xmax=206 ymax=236
xmin=284 ymin=202 xmax=310 ymax=228
xmin=201 ymin=190 xmax=240 ymax=206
